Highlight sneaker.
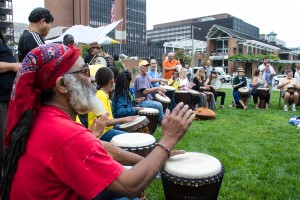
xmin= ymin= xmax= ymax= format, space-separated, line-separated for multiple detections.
xmin=284 ymin=105 xmax=288 ymax=111
xmin=292 ymin=104 xmax=296 ymax=111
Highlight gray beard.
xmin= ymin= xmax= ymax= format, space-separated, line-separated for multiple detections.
xmin=63 ymin=74 xmax=104 ymax=115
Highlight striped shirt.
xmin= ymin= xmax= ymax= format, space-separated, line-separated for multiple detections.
xmin=18 ymin=29 xmax=45 ymax=62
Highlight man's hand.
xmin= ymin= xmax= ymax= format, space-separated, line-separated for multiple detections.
xmin=12 ymin=63 xmax=22 ymax=72
xmin=122 ymin=115 xmax=139 ymax=123
xmin=90 ymin=112 xmax=110 ymax=138
xmin=159 ymin=102 xmax=195 ymax=150
xmin=134 ymin=97 xmax=145 ymax=103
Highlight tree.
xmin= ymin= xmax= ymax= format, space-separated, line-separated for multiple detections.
xmin=174 ymin=49 xmax=191 ymax=66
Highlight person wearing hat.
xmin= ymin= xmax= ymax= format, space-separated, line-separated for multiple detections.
xmin=134 ymin=60 xmax=167 ymax=122
xmin=84 ymin=41 xmax=102 ymax=64
xmin=18 ymin=7 xmax=54 ymax=62
xmin=232 ymin=67 xmax=249 ymax=110
xmin=204 ymin=70 xmax=226 ymax=109
xmin=1 ymin=43 xmax=195 ymax=199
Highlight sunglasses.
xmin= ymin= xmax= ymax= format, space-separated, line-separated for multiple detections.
xmin=67 ymin=64 xmax=90 ymax=77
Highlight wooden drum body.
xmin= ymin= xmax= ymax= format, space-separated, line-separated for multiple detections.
xmin=287 ymin=87 xmax=295 ymax=95
xmin=238 ymin=87 xmax=249 ymax=99
xmin=154 ymin=94 xmax=171 ymax=112
xmin=161 ymin=85 xmax=176 ymax=100
xmin=256 ymin=88 xmax=269 ymax=109
xmin=161 ymin=152 xmax=225 ymax=200
xmin=138 ymin=108 xmax=159 ymax=134
xmin=174 ymin=90 xmax=190 ymax=105
xmin=110 ymin=133 xmax=156 ymax=157
xmin=189 ymin=89 xmax=200 ymax=109
xmin=119 ymin=116 xmax=149 ymax=133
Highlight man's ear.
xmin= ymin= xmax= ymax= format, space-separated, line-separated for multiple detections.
xmin=55 ymin=77 xmax=68 ymax=94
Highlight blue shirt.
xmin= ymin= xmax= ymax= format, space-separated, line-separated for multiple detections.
xmin=112 ymin=92 xmax=138 ymax=118
xmin=147 ymin=70 xmax=160 ymax=87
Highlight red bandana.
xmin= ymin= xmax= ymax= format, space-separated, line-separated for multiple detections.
xmin=5 ymin=43 xmax=81 ymax=145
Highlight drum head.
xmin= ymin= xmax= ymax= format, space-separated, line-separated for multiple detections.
xmin=175 ymin=90 xmax=189 ymax=93
xmin=238 ymin=87 xmax=249 ymax=93
xmin=119 ymin=116 xmax=147 ymax=129
xmin=138 ymin=107 xmax=159 ymax=114
xmin=210 ymin=79 xmax=222 ymax=90
xmin=111 ymin=133 xmax=156 ymax=147
xmin=257 ymin=88 xmax=269 ymax=91
xmin=164 ymin=152 xmax=222 ymax=179
xmin=155 ymin=94 xmax=171 ymax=103
xmin=161 ymin=85 xmax=176 ymax=91
xmin=89 ymin=64 xmax=104 ymax=77
xmin=189 ymin=89 xmax=199 ymax=95
xmin=92 ymin=56 xmax=107 ymax=67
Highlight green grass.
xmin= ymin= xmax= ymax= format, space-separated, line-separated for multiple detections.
xmin=146 ymin=89 xmax=300 ymax=200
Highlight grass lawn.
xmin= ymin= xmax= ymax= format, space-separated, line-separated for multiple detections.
xmin=146 ymin=89 xmax=300 ymax=200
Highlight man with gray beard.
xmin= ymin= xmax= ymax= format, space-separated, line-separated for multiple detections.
xmin=2 ymin=43 xmax=195 ymax=200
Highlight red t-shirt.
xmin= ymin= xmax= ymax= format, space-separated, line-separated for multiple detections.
xmin=10 ymin=105 xmax=123 ymax=200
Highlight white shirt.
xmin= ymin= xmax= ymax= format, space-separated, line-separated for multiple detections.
xmin=294 ymin=70 xmax=300 ymax=84
xmin=258 ymin=63 xmax=276 ymax=80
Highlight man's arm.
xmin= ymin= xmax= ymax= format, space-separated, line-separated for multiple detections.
xmin=101 ymin=141 xmax=143 ymax=166
xmin=106 ymin=103 xmax=195 ymax=198
xmin=0 ymin=62 xmax=21 ymax=73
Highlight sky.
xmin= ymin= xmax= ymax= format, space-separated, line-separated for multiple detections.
xmin=12 ymin=0 xmax=300 ymax=47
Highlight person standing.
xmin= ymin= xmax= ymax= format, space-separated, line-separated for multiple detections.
xmin=294 ymin=63 xmax=300 ymax=84
xmin=258 ymin=58 xmax=276 ymax=94
xmin=162 ymin=52 xmax=180 ymax=79
xmin=204 ymin=60 xmax=214 ymax=78
xmin=18 ymin=7 xmax=54 ymax=62
xmin=0 ymin=32 xmax=21 ymax=176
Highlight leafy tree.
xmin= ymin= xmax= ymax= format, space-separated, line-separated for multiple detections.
xmin=174 ymin=49 xmax=191 ymax=66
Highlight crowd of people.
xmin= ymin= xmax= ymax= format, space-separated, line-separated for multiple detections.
xmin=0 ymin=6 xmax=300 ymax=200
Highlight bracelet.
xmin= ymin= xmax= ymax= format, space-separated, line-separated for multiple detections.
xmin=156 ymin=143 xmax=171 ymax=158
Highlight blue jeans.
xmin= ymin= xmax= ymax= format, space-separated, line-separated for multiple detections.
xmin=139 ymin=100 xmax=164 ymax=122
xmin=100 ymin=128 xmax=126 ymax=142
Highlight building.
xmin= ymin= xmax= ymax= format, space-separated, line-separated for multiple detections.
xmin=147 ymin=13 xmax=259 ymax=46
xmin=13 ymin=22 xmax=27 ymax=43
xmin=0 ymin=0 xmax=14 ymax=43
xmin=44 ymin=0 xmax=162 ymax=61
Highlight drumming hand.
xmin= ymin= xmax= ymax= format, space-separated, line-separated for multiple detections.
xmin=135 ymin=107 xmax=144 ymax=111
xmin=134 ymin=97 xmax=145 ymax=103
xmin=123 ymin=115 xmax=139 ymax=123
xmin=158 ymin=91 xmax=166 ymax=97
xmin=157 ymin=87 xmax=167 ymax=93
xmin=170 ymin=150 xmax=185 ymax=157
xmin=160 ymin=102 xmax=195 ymax=149
xmin=90 ymin=112 xmax=110 ymax=138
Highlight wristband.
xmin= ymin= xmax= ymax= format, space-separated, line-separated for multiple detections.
xmin=156 ymin=143 xmax=171 ymax=158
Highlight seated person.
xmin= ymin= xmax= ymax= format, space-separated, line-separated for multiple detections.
xmin=113 ymin=70 xmax=144 ymax=118
xmin=251 ymin=69 xmax=270 ymax=109
xmin=168 ymin=70 xmax=180 ymax=90
xmin=2 ymin=43 xmax=195 ymax=200
xmin=204 ymin=70 xmax=226 ymax=109
xmin=192 ymin=68 xmax=217 ymax=110
xmin=147 ymin=58 xmax=165 ymax=87
xmin=277 ymin=70 xmax=299 ymax=111
xmin=88 ymin=67 xmax=138 ymax=142
xmin=232 ymin=67 xmax=249 ymax=110
xmin=134 ymin=60 xmax=166 ymax=122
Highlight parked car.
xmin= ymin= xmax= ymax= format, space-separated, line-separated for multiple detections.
xmin=216 ymin=70 xmax=231 ymax=82
xmin=231 ymin=72 xmax=237 ymax=80
xmin=273 ymin=75 xmax=287 ymax=85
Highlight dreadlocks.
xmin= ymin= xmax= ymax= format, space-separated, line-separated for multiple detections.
xmin=114 ymin=71 xmax=132 ymax=103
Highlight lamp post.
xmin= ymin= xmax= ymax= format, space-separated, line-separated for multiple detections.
xmin=191 ymin=25 xmax=201 ymax=75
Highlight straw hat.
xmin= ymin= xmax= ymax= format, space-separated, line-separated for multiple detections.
xmin=139 ymin=60 xmax=150 ymax=67
xmin=88 ymin=42 xmax=101 ymax=51
xmin=238 ymin=67 xmax=245 ymax=72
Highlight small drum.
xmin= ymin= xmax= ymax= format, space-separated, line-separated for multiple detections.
xmin=210 ymin=78 xmax=222 ymax=90
xmin=188 ymin=89 xmax=200 ymax=109
xmin=119 ymin=116 xmax=149 ymax=133
xmin=256 ymin=88 xmax=269 ymax=109
xmin=161 ymin=152 xmax=225 ymax=200
xmin=174 ymin=90 xmax=190 ymax=105
xmin=238 ymin=87 xmax=250 ymax=99
xmin=90 ymin=55 xmax=107 ymax=67
xmin=154 ymin=94 xmax=171 ymax=112
xmin=138 ymin=108 xmax=159 ymax=134
xmin=161 ymin=85 xmax=176 ymax=100
xmin=110 ymin=133 xmax=156 ymax=157
xmin=287 ymin=87 xmax=295 ymax=95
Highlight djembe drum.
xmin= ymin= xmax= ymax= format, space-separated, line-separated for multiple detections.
xmin=256 ymin=88 xmax=269 ymax=109
xmin=238 ymin=87 xmax=250 ymax=99
xmin=119 ymin=116 xmax=149 ymax=133
xmin=138 ymin=108 xmax=159 ymax=134
xmin=287 ymin=87 xmax=295 ymax=95
xmin=174 ymin=90 xmax=190 ymax=106
xmin=154 ymin=94 xmax=171 ymax=112
xmin=189 ymin=89 xmax=200 ymax=109
xmin=161 ymin=152 xmax=225 ymax=200
xmin=110 ymin=133 xmax=156 ymax=157
xmin=161 ymin=85 xmax=176 ymax=100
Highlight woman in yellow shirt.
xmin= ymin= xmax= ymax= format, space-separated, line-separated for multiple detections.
xmin=88 ymin=67 xmax=138 ymax=142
